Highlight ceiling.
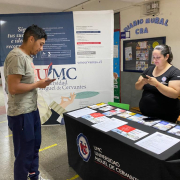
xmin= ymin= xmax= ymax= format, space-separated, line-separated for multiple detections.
xmin=0 ymin=0 xmax=150 ymax=12
xmin=0 ymin=0 xmax=91 ymax=11
xmin=121 ymin=0 xmax=148 ymax=2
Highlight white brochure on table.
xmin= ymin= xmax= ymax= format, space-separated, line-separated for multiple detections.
xmin=135 ymin=132 xmax=180 ymax=154
xmin=67 ymin=108 xmax=97 ymax=118
xmin=91 ymin=117 xmax=127 ymax=132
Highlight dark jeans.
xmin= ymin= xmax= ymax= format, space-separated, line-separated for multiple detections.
xmin=8 ymin=109 xmax=41 ymax=180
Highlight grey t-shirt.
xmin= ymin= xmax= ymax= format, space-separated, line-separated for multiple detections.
xmin=4 ymin=48 xmax=37 ymax=116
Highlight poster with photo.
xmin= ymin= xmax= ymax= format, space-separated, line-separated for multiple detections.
xmin=136 ymin=61 xmax=148 ymax=71
xmin=125 ymin=47 xmax=132 ymax=61
xmin=136 ymin=50 xmax=149 ymax=61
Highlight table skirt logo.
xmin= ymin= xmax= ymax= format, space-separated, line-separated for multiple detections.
xmin=77 ymin=133 xmax=91 ymax=162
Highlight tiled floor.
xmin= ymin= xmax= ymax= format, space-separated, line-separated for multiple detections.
xmin=0 ymin=85 xmax=82 ymax=180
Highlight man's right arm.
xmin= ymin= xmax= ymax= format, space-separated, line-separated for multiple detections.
xmin=8 ymin=74 xmax=52 ymax=95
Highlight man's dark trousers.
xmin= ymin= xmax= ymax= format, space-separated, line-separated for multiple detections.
xmin=8 ymin=109 xmax=41 ymax=180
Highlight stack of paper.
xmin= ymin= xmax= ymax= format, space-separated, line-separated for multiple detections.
xmin=82 ymin=113 xmax=109 ymax=124
xmin=103 ymin=110 xmax=118 ymax=116
xmin=67 ymin=107 xmax=97 ymax=118
xmin=168 ymin=125 xmax=180 ymax=136
xmin=92 ymin=118 xmax=127 ymax=132
xmin=135 ymin=132 xmax=180 ymax=154
xmin=88 ymin=103 xmax=107 ymax=109
xmin=127 ymin=114 xmax=147 ymax=123
xmin=112 ymin=125 xmax=148 ymax=141
xmin=99 ymin=106 xmax=115 ymax=111
xmin=153 ymin=121 xmax=176 ymax=131
xmin=117 ymin=111 xmax=136 ymax=118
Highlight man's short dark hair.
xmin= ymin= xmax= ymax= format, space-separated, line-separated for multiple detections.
xmin=23 ymin=24 xmax=47 ymax=42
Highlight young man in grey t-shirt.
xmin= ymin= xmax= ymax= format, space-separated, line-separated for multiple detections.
xmin=4 ymin=25 xmax=54 ymax=180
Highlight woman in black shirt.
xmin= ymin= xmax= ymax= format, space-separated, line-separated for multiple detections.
xmin=135 ymin=45 xmax=180 ymax=123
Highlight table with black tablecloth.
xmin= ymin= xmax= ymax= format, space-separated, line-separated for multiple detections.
xmin=64 ymin=106 xmax=180 ymax=180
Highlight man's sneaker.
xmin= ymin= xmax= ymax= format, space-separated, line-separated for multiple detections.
xmin=27 ymin=174 xmax=49 ymax=180
xmin=38 ymin=174 xmax=50 ymax=180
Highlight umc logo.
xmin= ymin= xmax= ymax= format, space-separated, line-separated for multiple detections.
xmin=77 ymin=133 xmax=91 ymax=162
xmin=36 ymin=62 xmax=77 ymax=80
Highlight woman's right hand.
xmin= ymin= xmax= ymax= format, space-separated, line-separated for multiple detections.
xmin=140 ymin=77 xmax=149 ymax=85
xmin=135 ymin=76 xmax=148 ymax=90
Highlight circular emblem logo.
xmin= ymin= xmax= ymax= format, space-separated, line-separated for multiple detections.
xmin=77 ymin=133 xmax=91 ymax=162
xmin=162 ymin=76 xmax=167 ymax=82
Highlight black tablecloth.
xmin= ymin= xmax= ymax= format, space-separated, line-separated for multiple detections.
xmin=64 ymin=107 xmax=180 ymax=180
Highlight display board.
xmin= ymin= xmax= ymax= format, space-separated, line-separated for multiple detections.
xmin=123 ymin=37 xmax=166 ymax=72
xmin=0 ymin=10 xmax=114 ymax=125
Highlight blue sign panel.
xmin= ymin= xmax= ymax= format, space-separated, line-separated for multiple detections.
xmin=0 ymin=12 xmax=75 ymax=66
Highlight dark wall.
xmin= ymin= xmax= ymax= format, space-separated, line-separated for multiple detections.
xmin=121 ymin=71 xmax=143 ymax=108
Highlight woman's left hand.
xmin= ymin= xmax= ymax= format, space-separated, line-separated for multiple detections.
xmin=146 ymin=75 xmax=159 ymax=87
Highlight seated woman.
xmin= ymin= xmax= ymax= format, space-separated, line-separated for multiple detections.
xmin=135 ymin=45 xmax=180 ymax=123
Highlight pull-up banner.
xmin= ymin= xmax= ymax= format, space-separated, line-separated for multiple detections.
xmin=0 ymin=10 xmax=114 ymax=125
